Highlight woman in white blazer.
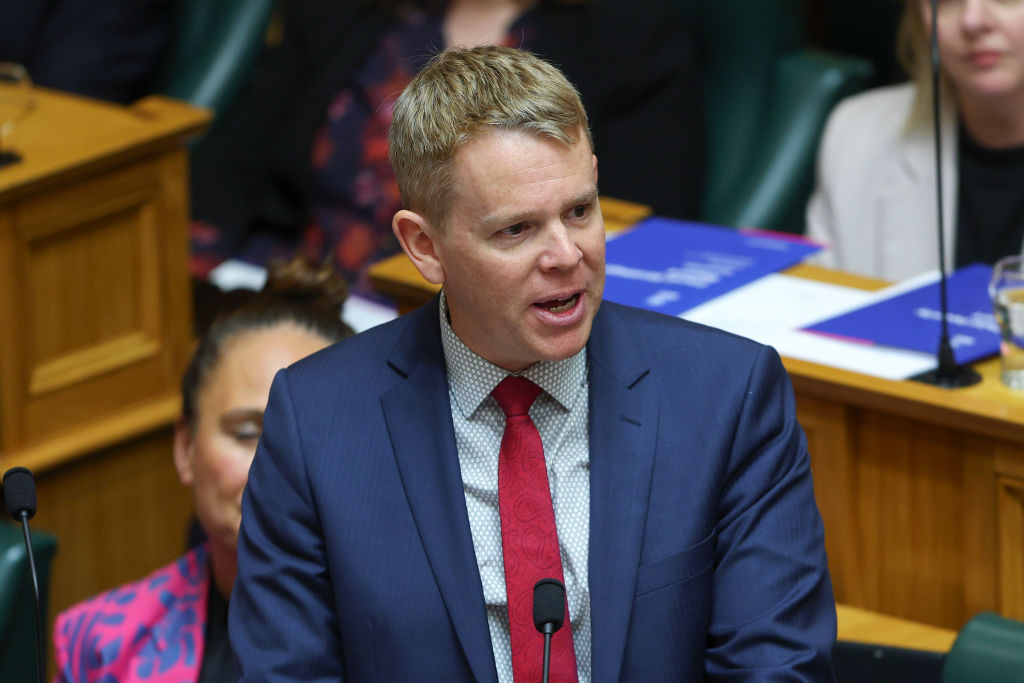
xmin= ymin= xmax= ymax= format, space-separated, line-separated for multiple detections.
xmin=807 ymin=0 xmax=1024 ymax=281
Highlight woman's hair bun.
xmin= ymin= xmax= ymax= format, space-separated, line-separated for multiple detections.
xmin=261 ymin=254 xmax=349 ymax=318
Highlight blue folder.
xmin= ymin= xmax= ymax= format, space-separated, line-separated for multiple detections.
xmin=803 ymin=263 xmax=1000 ymax=365
xmin=602 ymin=217 xmax=821 ymax=316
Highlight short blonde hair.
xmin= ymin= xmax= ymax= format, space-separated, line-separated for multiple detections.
xmin=388 ymin=45 xmax=592 ymax=230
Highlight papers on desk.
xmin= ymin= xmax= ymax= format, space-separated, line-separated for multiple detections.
xmin=803 ymin=263 xmax=999 ymax=367
xmin=681 ymin=266 xmax=1000 ymax=380
xmin=603 ymin=217 xmax=822 ymax=315
xmin=681 ymin=274 xmax=939 ymax=380
xmin=601 ymin=218 xmax=1001 ymax=379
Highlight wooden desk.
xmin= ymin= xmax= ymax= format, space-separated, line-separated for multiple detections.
xmin=837 ymin=603 xmax=957 ymax=653
xmin=0 ymin=89 xmax=208 ymax=641
xmin=368 ymin=218 xmax=1024 ymax=631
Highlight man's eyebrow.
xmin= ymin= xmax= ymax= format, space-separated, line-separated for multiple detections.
xmin=567 ymin=188 xmax=599 ymax=208
xmin=480 ymin=188 xmax=600 ymax=229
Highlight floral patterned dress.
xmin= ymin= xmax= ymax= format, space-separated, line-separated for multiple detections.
xmin=53 ymin=546 xmax=209 ymax=683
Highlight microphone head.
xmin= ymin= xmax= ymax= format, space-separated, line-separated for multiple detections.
xmin=533 ymin=578 xmax=566 ymax=633
xmin=3 ymin=467 xmax=37 ymax=520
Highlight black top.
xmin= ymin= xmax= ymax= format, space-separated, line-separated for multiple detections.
xmin=955 ymin=125 xmax=1024 ymax=267
xmin=197 ymin=580 xmax=236 ymax=683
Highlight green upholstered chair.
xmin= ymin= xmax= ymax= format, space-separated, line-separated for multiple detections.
xmin=941 ymin=612 xmax=1024 ymax=683
xmin=151 ymin=0 xmax=275 ymax=117
xmin=0 ymin=522 xmax=57 ymax=682
xmin=679 ymin=0 xmax=875 ymax=233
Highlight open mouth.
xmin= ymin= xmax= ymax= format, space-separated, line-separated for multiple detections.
xmin=536 ymin=293 xmax=580 ymax=314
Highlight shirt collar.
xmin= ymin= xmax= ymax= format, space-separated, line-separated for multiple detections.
xmin=439 ymin=290 xmax=586 ymax=418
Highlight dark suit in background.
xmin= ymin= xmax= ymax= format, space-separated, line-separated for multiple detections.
xmin=189 ymin=0 xmax=705 ymax=257
xmin=0 ymin=0 xmax=175 ymax=104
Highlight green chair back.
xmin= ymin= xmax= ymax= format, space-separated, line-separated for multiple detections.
xmin=941 ymin=612 xmax=1024 ymax=683
xmin=0 ymin=522 xmax=57 ymax=682
xmin=151 ymin=0 xmax=275 ymax=115
xmin=678 ymin=0 xmax=874 ymax=232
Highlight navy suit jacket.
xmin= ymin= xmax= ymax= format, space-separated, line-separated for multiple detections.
xmin=231 ymin=300 xmax=836 ymax=681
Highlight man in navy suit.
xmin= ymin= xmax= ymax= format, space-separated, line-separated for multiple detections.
xmin=230 ymin=45 xmax=836 ymax=681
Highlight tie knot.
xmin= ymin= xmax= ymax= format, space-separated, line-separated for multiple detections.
xmin=492 ymin=376 xmax=542 ymax=418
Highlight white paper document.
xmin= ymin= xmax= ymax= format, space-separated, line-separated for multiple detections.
xmin=681 ymin=274 xmax=938 ymax=380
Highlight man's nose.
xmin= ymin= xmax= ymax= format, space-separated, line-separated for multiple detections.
xmin=539 ymin=224 xmax=583 ymax=271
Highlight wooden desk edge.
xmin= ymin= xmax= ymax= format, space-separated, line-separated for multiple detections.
xmin=0 ymin=393 xmax=180 ymax=473
xmin=836 ymin=603 xmax=958 ymax=653
xmin=0 ymin=92 xmax=211 ymax=200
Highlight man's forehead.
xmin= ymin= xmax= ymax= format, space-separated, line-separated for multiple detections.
xmin=452 ymin=129 xmax=592 ymax=187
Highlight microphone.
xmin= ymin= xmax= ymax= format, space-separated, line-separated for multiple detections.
xmin=3 ymin=467 xmax=45 ymax=683
xmin=533 ymin=578 xmax=566 ymax=683
xmin=4 ymin=466 xmax=36 ymax=520
xmin=911 ymin=0 xmax=981 ymax=388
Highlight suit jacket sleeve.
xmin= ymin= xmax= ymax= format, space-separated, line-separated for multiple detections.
xmin=230 ymin=369 xmax=345 ymax=681
xmin=706 ymin=345 xmax=836 ymax=681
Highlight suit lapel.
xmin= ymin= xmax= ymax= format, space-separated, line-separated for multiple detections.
xmin=381 ymin=302 xmax=497 ymax=682
xmin=585 ymin=305 xmax=657 ymax=682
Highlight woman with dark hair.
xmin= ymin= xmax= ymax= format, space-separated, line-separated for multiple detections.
xmin=807 ymin=0 xmax=1024 ymax=280
xmin=52 ymin=256 xmax=353 ymax=683
xmin=190 ymin=0 xmax=702 ymax=300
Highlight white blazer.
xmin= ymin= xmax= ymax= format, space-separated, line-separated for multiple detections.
xmin=806 ymin=83 xmax=959 ymax=281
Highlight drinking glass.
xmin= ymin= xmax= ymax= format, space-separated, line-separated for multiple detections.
xmin=0 ymin=63 xmax=35 ymax=167
xmin=990 ymin=256 xmax=1024 ymax=389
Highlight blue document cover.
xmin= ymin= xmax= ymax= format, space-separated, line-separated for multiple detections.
xmin=602 ymin=217 xmax=822 ymax=315
xmin=803 ymin=263 xmax=1000 ymax=365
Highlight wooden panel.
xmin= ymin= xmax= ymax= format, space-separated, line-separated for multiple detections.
xmin=799 ymin=394 xmax=862 ymax=604
xmin=800 ymin=395 xmax=997 ymax=630
xmin=0 ymin=208 xmax=21 ymax=448
xmin=0 ymin=90 xmax=201 ymax=466
xmin=998 ymin=475 xmax=1024 ymax=620
xmin=1 ymin=154 xmax=193 ymax=453
xmin=962 ymin=448 xmax=998 ymax=620
xmin=32 ymin=426 xmax=195 ymax=666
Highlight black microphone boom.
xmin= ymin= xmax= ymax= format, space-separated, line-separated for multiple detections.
xmin=533 ymin=578 xmax=567 ymax=683
xmin=3 ymin=467 xmax=46 ymax=683
xmin=911 ymin=0 xmax=981 ymax=388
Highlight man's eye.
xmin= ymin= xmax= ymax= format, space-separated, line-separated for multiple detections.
xmin=500 ymin=223 xmax=525 ymax=236
xmin=571 ymin=204 xmax=588 ymax=219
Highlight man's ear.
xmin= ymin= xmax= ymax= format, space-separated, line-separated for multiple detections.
xmin=173 ymin=416 xmax=196 ymax=487
xmin=393 ymin=209 xmax=446 ymax=285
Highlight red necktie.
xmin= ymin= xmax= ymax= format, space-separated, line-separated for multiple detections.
xmin=493 ymin=376 xmax=579 ymax=682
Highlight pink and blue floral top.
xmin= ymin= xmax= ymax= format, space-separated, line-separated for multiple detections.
xmin=53 ymin=546 xmax=209 ymax=683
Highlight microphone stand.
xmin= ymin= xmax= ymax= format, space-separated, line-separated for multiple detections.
xmin=541 ymin=623 xmax=554 ymax=683
xmin=19 ymin=511 xmax=44 ymax=683
xmin=912 ymin=0 xmax=981 ymax=388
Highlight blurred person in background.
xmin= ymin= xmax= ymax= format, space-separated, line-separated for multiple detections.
xmin=190 ymin=0 xmax=703 ymax=302
xmin=51 ymin=256 xmax=353 ymax=683
xmin=0 ymin=0 xmax=175 ymax=104
xmin=807 ymin=0 xmax=1024 ymax=280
